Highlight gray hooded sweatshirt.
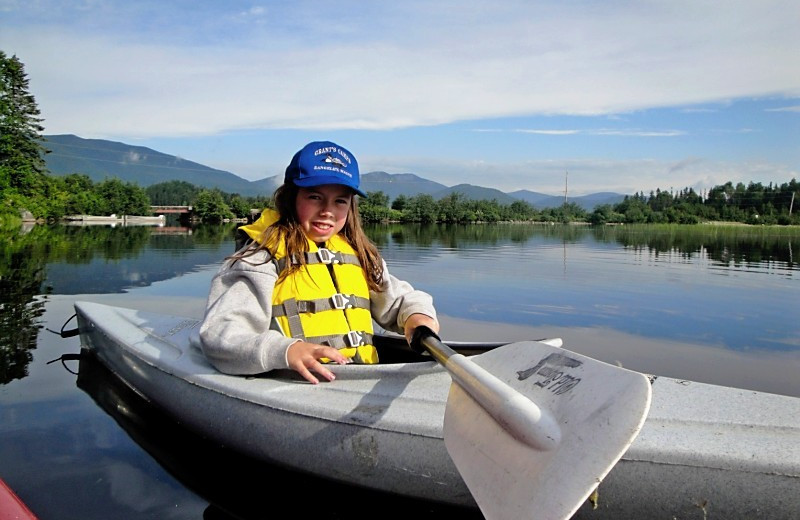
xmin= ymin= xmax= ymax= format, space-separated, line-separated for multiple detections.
xmin=198 ymin=249 xmax=436 ymax=375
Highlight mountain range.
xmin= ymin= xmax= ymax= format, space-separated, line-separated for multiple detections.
xmin=41 ymin=134 xmax=625 ymax=210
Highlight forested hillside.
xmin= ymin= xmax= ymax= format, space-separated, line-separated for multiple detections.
xmin=42 ymin=134 xmax=279 ymax=195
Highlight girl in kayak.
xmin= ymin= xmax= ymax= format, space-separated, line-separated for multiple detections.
xmin=198 ymin=141 xmax=439 ymax=384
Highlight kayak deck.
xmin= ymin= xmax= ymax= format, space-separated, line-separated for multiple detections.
xmin=73 ymin=301 xmax=800 ymax=518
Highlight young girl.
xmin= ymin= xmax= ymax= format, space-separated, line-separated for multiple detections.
xmin=198 ymin=141 xmax=439 ymax=384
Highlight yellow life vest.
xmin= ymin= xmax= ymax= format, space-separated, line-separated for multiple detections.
xmin=240 ymin=210 xmax=378 ymax=364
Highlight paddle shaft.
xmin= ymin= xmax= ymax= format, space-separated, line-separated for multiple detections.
xmin=414 ymin=327 xmax=561 ymax=451
xmin=375 ymin=333 xmax=562 ymax=355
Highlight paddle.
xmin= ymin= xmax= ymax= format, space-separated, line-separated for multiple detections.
xmin=374 ymin=333 xmax=562 ymax=357
xmin=410 ymin=326 xmax=652 ymax=520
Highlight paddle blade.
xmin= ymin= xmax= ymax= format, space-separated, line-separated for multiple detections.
xmin=443 ymin=340 xmax=651 ymax=520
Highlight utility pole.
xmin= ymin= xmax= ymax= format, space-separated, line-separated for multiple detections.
xmin=564 ymin=170 xmax=568 ymax=205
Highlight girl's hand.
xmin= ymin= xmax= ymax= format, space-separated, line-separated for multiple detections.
xmin=287 ymin=341 xmax=351 ymax=384
xmin=404 ymin=313 xmax=440 ymax=343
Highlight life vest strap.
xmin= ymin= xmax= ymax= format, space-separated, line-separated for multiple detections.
xmin=274 ymin=249 xmax=361 ymax=274
xmin=307 ymin=331 xmax=374 ymax=349
xmin=279 ymin=298 xmax=306 ymax=340
xmin=313 ymin=248 xmax=361 ymax=266
xmin=272 ymin=294 xmax=370 ymax=318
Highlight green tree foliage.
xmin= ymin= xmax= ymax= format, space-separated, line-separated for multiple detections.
xmin=0 ymin=52 xmax=47 ymax=196
xmin=358 ymin=192 xmax=539 ymax=224
xmin=359 ymin=190 xmax=399 ymax=222
xmin=541 ymin=202 xmax=587 ymax=223
xmin=365 ymin=190 xmax=390 ymax=208
xmin=0 ymin=51 xmax=49 ymax=222
xmin=355 ymin=180 xmax=799 ymax=226
xmin=194 ymin=189 xmax=233 ymax=222
xmin=587 ymin=204 xmax=624 ymax=225
xmin=29 ymin=174 xmax=148 ymax=220
xmin=146 ymin=180 xmax=199 ymax=206
xmin=508 ymin=200 xmax=537 ymax=220
xmin=95 ymin=178 xmax=151 ymax=216
xmin=146 ymin=180 xmax=264 ymax=220
xmin=48 ymin=174 xmax=101 ymax=217
xmin=227 ymin=195 xmax=251 ymax=219
xmin=391 ymin=194 xmax=408 ymax=211
xmin=588 ymin=180 xmax=799 ymax=226
xmin=403 ymin=194 xmax=439 ymax=223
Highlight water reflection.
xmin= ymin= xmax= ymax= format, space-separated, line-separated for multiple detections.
xmin=366 ymin=223 xmax=799 ymax=272
xmin=368 ymin=222 xmax=590 ymax=248
xmin=590 ymin=225 xmax=798 ymax=269
xmin=1 ymin=223 xmax=798 ymax=387
xmin=0 ymin=232 xmax=46 ymax=383
xmin=0 ymin=223 xmax=237 ymax=384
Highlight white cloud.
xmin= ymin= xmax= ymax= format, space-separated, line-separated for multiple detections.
xmin=245 ymin=6 xmax=265 ymax=16
xmin=125 ymin=151 xmax=142 ymax=163
xmin=766 ymin=106 xmax=800 ymax=113
xmin=515 ymin=129 xmax=581 ymax=135
xmin=511 ymin=128 xmax=685 ymax=137
xmin=592 ymin=129 xmax=686 ymax=137
xmin=1 ymin=0 xmax=798 ymax=138
xmin=2 ymin=1 xmax=797 ymax=198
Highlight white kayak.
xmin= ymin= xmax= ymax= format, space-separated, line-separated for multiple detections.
xmin=73 ymin=301 xmax=800 ymax=519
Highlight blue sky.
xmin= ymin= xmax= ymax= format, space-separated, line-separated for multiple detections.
xmin=1 ymin=0 xmax=798 ymax=195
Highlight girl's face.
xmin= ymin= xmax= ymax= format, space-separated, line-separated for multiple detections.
xmin=295 ymin=184 xmax=353 ymax=244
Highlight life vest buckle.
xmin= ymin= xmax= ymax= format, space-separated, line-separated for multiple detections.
xmin=346 ymin=330 xmax=365 ymax=347
xmin=331 ymin=293 xmax=353 ymax=310
xmin=316 ymin=248 xmax=340 ymax=264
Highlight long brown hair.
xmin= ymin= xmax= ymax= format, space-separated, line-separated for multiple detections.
xmin=230 ymin=183 xmax=385 ymax=291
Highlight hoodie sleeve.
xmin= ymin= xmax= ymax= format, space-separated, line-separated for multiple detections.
xmin=198 ymin=251 xmax=297 ymax=375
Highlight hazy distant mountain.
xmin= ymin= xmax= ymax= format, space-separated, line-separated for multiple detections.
xmin=510 ymin=190 xmax=625 ymax=210
xmin=42 ymin=134 xmax=276 ymax=195
xmin=41 ymin=134 xmax=626 ymax=209
xmin=250 ymin=175 xmax=282 ymax=194
xmin=360 ymin=171 xmax=447 ymax=199
xmin=434 ymin=184 xmax=519 ymax=205
xmin=508 ymin=189 xmax=562 ymax=207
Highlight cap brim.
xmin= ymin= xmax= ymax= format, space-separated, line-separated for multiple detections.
xmin=293 ymin=176 xmax=367 ymax=197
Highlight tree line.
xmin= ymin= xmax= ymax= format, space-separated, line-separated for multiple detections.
xmin=358 ymin=191 xmax=575 ymax=223
xmin=588 ymin=182 xmax=800 ymax=226
xmin=2 ymin=50 xmax=798 ymax=227
xmin=161 ymin=180 xmax=800 ymax=226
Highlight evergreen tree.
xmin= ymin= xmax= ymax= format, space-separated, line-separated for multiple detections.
xmin=0 ymin=51 xmax=47 ymax=197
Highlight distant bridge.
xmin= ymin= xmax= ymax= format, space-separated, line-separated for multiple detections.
xmin=151 ymin=205 xmax=193 ymax=215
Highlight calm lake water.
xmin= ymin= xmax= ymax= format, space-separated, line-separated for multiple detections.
xmin=1 ymin=222 xmax=798 ymax=519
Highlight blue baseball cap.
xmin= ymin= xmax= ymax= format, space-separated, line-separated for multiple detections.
xmin=284 ymin=141 xmax=366 ymax=197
